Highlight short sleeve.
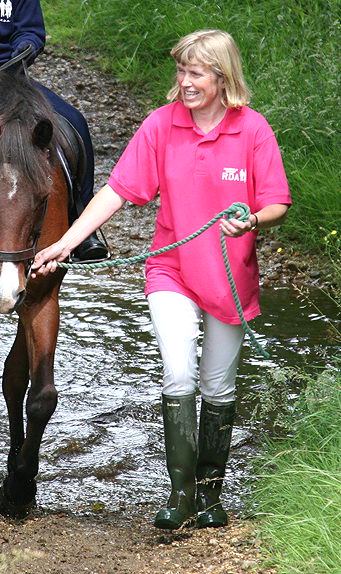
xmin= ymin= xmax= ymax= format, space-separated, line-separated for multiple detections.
xmin=108 ymin=118 xmax=159 ymax=206
xmin=253 ymin=124 xmax=292 ymax=210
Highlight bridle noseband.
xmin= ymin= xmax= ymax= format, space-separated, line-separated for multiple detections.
xmin=0 ymin=246 xmax=37 ymax=263
xmin=0 ymin=199 xmax=48 ymax=273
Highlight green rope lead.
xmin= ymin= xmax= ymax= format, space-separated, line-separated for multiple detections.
xmin=57 ymin=202 xmax=269 ymax=359
xmin=220 ymin=232 xmax=270 ymax=359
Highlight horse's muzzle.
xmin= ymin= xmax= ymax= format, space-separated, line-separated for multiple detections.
xmin=0 ymin=262 xmax=27 ymax=314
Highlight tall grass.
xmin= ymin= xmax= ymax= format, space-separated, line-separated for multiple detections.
xmin=251 ymin=367 xmax=341 ymax=573
xmin=41 ymin=0 xmax=339 ymax=257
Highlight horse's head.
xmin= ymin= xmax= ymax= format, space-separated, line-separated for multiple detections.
xmin=0 ymin=73 xmax=57 ymax=313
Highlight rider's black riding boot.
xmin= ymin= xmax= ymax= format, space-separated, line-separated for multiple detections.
xmin=72 ymin=231 xmax=109 ymax=262
xmin=196 ymin=399 xmax=235 ymax=528
xmin=154 ymin=394 xmax=197 ymax=530
xmin=69 ymin=194 xmax=109 ymax=262
xmin=69 ymin=200 xmax=109 ymax=262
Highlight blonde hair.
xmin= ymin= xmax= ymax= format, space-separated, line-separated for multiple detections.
xmin=167 ymin=29 xmax=251 ymax=108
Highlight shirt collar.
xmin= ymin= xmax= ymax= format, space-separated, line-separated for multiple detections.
xmin=172 ymin=101 xmax=244 ymax=134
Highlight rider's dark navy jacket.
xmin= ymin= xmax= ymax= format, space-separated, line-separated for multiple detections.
xmin=0 ymin=0 xmax=45 ymax=65
xmin=0 ymin=0 xmax=96 ymax=210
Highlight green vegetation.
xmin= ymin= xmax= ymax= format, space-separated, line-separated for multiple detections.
xmin=41 ymin=0 xmax=339 ymax=259
xmin=250 ymin=366 xmax=341 ymax=573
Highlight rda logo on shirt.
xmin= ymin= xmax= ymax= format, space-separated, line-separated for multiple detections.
xmin=221 ymin=167 xmax=247 ymax=183
xmin=0 ymin=0 xmax=12 ymax=22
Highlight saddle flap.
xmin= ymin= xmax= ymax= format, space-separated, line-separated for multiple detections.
xmin=55 ymin=114 xmax=88 ymax=215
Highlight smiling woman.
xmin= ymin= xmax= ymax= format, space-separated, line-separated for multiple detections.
xmin=32 ymin=28 xmax=291 ymax=531
xmin=175 ymin=62 xmax=224 ymax=130
xmin=169 ymin=30 xmax=250 ymax=109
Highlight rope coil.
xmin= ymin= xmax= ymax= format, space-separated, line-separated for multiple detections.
xmin=57 ymin=202 xmax=270 ymax=358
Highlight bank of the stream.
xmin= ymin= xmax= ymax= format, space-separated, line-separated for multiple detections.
xmin=250 ymin=366 xmax=341 ymax=574
xmin=0 ymin=512 xmax=272 ymax=574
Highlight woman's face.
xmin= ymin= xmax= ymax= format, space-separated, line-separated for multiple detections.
xmin=176 ymin=60 xmax=224 ymax=114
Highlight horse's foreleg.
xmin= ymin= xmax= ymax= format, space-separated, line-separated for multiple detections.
xmin=1 ymin=292 xmax=61 ymax=516
xmin=19 ymin=295 xmax=60 ymax=480
xmin=2 ymin=320 xmax=30 ymax=473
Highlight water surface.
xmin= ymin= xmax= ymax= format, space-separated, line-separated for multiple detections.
xmin=0 ymin=269 xmax=338 ymax=515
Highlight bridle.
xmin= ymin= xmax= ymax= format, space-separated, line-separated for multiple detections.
xmin=0 ymin=199 xmax=48 ymax=276
xmin=0 ymin=245 xmax=38 ymax=263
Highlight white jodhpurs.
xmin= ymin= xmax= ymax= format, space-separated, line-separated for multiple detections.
xmin=148 ymin=291 xmax=244 ymax=405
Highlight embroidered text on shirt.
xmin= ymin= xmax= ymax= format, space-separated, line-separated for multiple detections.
xmin=221 ymin=167 xmax=247 ymax=182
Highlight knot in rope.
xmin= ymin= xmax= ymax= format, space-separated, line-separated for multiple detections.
xmin=222 ymin=202 xmax=250 ymax=223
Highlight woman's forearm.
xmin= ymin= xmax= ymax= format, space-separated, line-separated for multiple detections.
xmin=252 ymin=204 xmax=289 ymax=230
xmin=59 ymin=184 xmax=125 ymax=253
xmin=32 ymin=184 xmax=125 ymax=276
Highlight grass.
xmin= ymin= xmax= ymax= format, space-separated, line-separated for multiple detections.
xmin=40 ymin=0 xmax=340 ymax=260
xmin=250 ymin=366 xmax=341 ymax=573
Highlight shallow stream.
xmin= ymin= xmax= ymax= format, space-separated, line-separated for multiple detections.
xmin=0 ymin=269 xmax=338 ymax=516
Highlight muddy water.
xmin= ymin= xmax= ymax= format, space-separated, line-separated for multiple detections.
xmin=0 ymin=270 xmax=338 ymax=515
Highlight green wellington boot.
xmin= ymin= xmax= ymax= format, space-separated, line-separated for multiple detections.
xmin=196 ymin=399 xmax=235 ymax=529
xmin=154 ymin=393 xmax=197 ymax=530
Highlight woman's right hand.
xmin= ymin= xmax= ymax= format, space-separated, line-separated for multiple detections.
xmin=31 ymin=240 xmax=71 ymax=278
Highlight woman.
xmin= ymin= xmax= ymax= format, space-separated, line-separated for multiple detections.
xmin=0 ymin=0 xmax=108 ymax=260
xmin=33 ymin=29 xmax=291 ymax=529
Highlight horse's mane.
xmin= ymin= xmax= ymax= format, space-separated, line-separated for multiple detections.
xmin=0 ymin=72 xmax=60 ymax=195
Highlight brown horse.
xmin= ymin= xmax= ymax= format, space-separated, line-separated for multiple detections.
xmin=0 ymin=71 xmax=69 ymax=516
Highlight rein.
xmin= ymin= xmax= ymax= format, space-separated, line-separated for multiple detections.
xmin=0 ymin=45 xmax=33 ymax=73
xmin=56 ymin=202 xmax=270 ymax=359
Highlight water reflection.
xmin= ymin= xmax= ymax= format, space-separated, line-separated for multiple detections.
xmin=0 ymin=270 xmax=338 ymax=515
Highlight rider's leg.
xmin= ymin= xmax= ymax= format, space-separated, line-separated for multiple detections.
xmin=36 ymin=82 xmax=108 ymax=261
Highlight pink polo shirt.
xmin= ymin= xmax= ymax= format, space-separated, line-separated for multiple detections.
xmin=108 ymin=101 xmax=291 ymax=324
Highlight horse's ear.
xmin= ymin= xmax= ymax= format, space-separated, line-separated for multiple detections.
xmin=32 ymin=119 xmax=53 ymax=150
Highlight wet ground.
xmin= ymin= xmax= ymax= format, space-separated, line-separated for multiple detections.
xmin=0 ymin=47 xmax=339 ymax=574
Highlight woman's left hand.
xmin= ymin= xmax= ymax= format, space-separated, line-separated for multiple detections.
xmin=220 ymin=204 xmax=289 ymax=237
xmin=219 ymin=211 xmax=252 ymax=237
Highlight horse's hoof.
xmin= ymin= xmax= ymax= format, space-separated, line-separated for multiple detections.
xmin=0 ymin=491 xmax=36 ymax=518
xmin=0 ymin=475 xmax=37 ymax=518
